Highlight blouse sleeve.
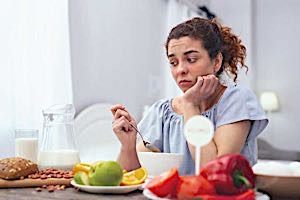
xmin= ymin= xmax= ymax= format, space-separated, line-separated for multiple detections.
xmin=137 ymin=99 xmax=169 ymax=151
xmin=216 ymin=86 xmax=269 ymax=141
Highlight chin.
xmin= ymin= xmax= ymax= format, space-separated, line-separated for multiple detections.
xmin=179 ymin=86 xmax=188 ymax=93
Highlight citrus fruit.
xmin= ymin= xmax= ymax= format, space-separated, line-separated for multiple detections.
xmin=72 ymin=163 xmax=91 ymax=174
xmin=121 ymin=167 xmax=148 ymax=186
xmin=74 ymin=171 xmax=90 ymax=185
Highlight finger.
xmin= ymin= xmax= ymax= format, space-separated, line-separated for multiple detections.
xmin=120 ymin=116 xmax=132 ymax=132
xmin=203 ymin=75 xmax=218 ymax=90
xmin=211 ymin=75 xmax=219 ymax=90
xmin=201 ymin=76 xmax=212 ymax=90
xmin=113 ymin=116 xmax=131 ymax=132
xmin=114 ymin=109 xmax=132 ymax=121
xmin=111 ymin=104 xmax=125 ymax=115
xmin=195 ymin=76 xmax=204 ymax=87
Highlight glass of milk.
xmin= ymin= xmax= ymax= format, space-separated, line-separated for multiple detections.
xmin=15 ymin=129 xmax=39 ymax=163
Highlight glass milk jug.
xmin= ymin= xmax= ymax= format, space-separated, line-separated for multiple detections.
xmin=38 ymin=104 xmax=80 ymax=170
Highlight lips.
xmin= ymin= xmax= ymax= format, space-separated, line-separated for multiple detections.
xmin=178 ymin=80 xmax=193 ymax=87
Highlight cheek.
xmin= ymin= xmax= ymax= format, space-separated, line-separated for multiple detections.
xmin=171 ymin=68 xmax=177 ymax=79
xmin=192 ymin=63 xmax=214 ymax=76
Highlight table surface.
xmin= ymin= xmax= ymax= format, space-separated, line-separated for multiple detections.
xmin=1 ymin=187 xmax=299 ymax=200
xmin=0 ymin=187 xmax=147 ymax=200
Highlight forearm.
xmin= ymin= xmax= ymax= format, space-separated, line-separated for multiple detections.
xmin=188 ymin=139 xmax=218 ymax=167
xmin=117 ymin=147 xmax=141 ymax=171
xmin=183 ymin=101 xmax=217 ymax=166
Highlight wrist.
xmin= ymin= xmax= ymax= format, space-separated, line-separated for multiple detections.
xmin=182 ymin=101 xmax=201 ymax=113
xmin=120 ymin=145 xmax=137 ymax=154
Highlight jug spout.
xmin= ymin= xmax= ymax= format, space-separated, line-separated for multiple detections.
xmin=43 ymin=104 xmax=75 ymax=122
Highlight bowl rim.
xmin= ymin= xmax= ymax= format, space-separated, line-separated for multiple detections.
xmin=255 ymin=173 xmax=300 ymax=179
xmin=137 ymin=152 xmax=183 ymax=156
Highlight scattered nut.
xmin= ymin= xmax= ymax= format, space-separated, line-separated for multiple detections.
xmin=47 ymin=185 xmax=55 ymax=192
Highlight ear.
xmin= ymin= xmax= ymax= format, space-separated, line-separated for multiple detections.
xmin=213 ymin=52 xmax=223 ymax=73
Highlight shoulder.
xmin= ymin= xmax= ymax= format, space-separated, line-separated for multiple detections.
xmin=151 ymin=98 xmax=171 ymax=109
xmin=146 ymin=98 xmax=171 ymax=115
xmin=216 ymin=84 xmax=267 ymax=125
xmin=141 ymin=98 xmax=173 ymax=120
xmin=222 ymin=84 xmax=254 ymax=101
xmin=218 ymin=84 xmax=258 ymax=109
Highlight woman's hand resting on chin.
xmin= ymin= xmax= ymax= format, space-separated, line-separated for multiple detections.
xmin=182 ymin=75 xmax=219 ymax=108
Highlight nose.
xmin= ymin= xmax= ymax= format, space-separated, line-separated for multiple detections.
xmin=177 ymin=62 xmax=188 ymax=75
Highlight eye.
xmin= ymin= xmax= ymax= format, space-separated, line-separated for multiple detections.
xmin=169 ymin=60 xmax=178 ymax=67
xmin=187 ymin=57 xmax=197 ymax=63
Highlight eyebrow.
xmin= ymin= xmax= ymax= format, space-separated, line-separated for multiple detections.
xmin=168 ymin=50 xmax=200 ymax=58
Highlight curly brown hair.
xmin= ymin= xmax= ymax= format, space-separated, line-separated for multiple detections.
xmin=165 ymin=17 xmax=247 ymax=82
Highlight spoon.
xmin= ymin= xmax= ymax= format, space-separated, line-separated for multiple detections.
xmin=130 ymin=124 xmax=161 ymax=153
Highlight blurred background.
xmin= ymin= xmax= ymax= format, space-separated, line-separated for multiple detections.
xmin=1 ymin=0 xmax=299 ymax=160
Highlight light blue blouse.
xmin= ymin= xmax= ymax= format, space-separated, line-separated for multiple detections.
xmin=138 ymin=85 xmax=268 ymax=175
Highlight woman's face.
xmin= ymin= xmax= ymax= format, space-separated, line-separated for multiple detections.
xmin=167 ymin=36 xmax=221 ymax=92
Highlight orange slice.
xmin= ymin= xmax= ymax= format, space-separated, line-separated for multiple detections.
xmin=121 ymin=167 xmax=148 ymax=186
xmin=72 ymin=163 xmax=91 ymax=174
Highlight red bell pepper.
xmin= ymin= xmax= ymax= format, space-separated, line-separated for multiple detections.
xmin=193 ymin=189 xmax=256 ymax=200
xmin=200 ymin=154 xmax=255 ymax=195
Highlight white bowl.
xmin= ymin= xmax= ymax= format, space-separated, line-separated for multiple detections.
xmin=137 ymin=152 xmax=184 ymax=177
xmin=253 ymin=160 xmax=300 ymax=198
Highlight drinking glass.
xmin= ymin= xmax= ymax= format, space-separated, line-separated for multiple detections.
xmin=15 ymin=129 xmax=39 ymax=163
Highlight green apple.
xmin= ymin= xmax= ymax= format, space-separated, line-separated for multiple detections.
xmin=88 ymin=161 xmax=123 ymax=186
xmin=74 ymin=171 xmax=89 ymax=185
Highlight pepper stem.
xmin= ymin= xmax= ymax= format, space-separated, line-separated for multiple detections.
xmin=233 ymin=171 xmax=252 ymax=189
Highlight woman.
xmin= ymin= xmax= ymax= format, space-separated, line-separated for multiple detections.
xmin=111 ymin=17 xmax=268 ymax=175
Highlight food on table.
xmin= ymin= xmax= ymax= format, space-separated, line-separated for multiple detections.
xmin=72 ymin=163 xmax=91 ymax=175
xmin=74 ymin=171 xmax=89 ymax=185
xmin=72 ymin=161 xmax=148 ymax=187
xmin=0 ymin=157 xmax=38 ymax=180
xmin=35 ymin=184 xmax=66 ymax=193
xmin=88 ymin=161 xmax=123 ymax=186
xmin=146 ymin=167 xmax=180 ymax=198
xmin=121 ymin=167 xmax=148 ymax=186
xmin=146 ymin=154 xmax=256 ymax=199
xmin=176 ymin=175 xmax=215 ymax=199
xmin=200 ymin=154 xmax=255 ymax=195
xmin=0 ymin=161 xmax=73 ymax=191
xmin=28 ymin=167 xmax=73 ymax=179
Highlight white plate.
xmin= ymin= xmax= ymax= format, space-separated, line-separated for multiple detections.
xmin=70 ymin=180 xmax=142 ymax=194
xmin=143 ymin=188 xmax=270 ymax=200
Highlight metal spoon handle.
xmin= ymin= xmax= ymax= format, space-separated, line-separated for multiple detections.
xmin=130 ymin=124 xmax=147 ymax=143
xmin=130 ymin=123 xmax=161 ymax=153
